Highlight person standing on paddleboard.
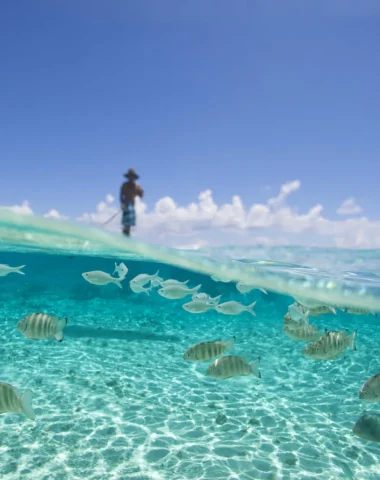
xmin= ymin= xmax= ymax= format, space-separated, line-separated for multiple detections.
xmin=119 ymin=168 xmax=144 ymax=237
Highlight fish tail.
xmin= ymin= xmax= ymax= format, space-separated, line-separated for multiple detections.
xmin=259 ymin=288 xmax=268 ymax=295
xmin=153 ymin=270 xmax=160 ymax=278
xmin=114 ymin=279 xmax=123 ymax=289
xmin=211 ymin=294 xmax=222 ymax=305
xmin=250 ymin=357 xmax=261 ymax=378
xmin=223 ymin=336 xmax=235 ymax=351
xmin=246 ymin=301 xmax=257 ymax=316
xmin=329 ymin=306 xmax=337 ymax=314
xmin=13 ymin=265 xmax=25 ymax=275
xmin=20 ymin=389 xmax=36 ymax=420
xmin=55 ymin=318 xmax=68 ymax=342
xmin=192 ymin=284 xmax=202 ymax=293
xmin=348 ymin=330 xmax=357 ymax=350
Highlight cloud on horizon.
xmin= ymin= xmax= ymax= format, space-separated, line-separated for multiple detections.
xmin=3 ymin=181 xmax=380 ymax=249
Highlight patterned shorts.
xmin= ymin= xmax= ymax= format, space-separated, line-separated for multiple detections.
xmin=121 ymin=203 xmax=136 ymax=227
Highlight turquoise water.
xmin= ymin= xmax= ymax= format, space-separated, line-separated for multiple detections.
xmin=1 ymin=211 xmax=380 ymax=479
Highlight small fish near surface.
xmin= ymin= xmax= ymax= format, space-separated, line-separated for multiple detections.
xmin=17 ymin=313 xmax=68 ymax=342
xmin=0 ymin=264 xmax=25 ymax=277
xmin=192 ymin=293 xmax=222 ymax=305
xmin=236 ymin=282 xmax=267 ymax=295
xmin=211 ymin=274 xmax=231 ymax=283
xmin=129 ymin=282 xmax=152 ymax=295
xmin=353 ymin=413 xmax=380 ymax=443
xmin=183 ymin=338 xmax=235 ymax=362
xmin=82 ymin=270 xmax=126 ymax=289
xmin=113 ymin=262 xmax=128 ymax=279
xmin=359 ymin=374 xmax=380 ymax=402
xmin=302 ymin=330 xmax=357 ymax=361
xmin=130 ymin=271 xmax=160 ymax=287
xmin=206 ymin=355 xmax=261 ymax=380
xmin=182 ymin=300 xmax=215 ymax=314
xmin=0 ymin=382 xmax=35 ymax=420
xmin=215 ymin=301 xmax=256 ymax=317
xmin=158 ymin=284 xmax=201 ymax=300
xmin=283 ymin=323 xmax=325 ymax=342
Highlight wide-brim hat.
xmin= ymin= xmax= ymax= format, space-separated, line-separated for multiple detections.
xmin=124 ymin=168 xmax=139 ymax=179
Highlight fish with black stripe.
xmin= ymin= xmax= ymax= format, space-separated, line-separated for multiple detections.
xmin=17 ymin=313 xmax=67 ymax=342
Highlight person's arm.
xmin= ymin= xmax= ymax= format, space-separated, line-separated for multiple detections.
xmin=136 ymin=184 xmax=144 ymax=198
xmin=120 ymin=184 xmax=126 ymax=209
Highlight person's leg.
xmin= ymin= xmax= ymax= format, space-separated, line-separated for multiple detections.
xmin=123 ymin=225 xmax=131 ymax=236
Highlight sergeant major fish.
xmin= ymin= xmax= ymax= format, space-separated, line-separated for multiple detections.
xmin=353 ymin=413 xmax=380 ymax=443
xmin=0 ymin=382 xmax=35 ymax=420
xmin=17 ymin=313 xmax=67 ymax=342
xmin=82 ymin=270 xmax=125 ymax=288
xmin=342 ymin=306 xmax=377 ymax=316
xmin=283 ymin=323 xmax=326 ymax=342
xmin=359 ymin=374 xmax=380 ymax=402
xmin=206 ymin=355 xmax=261 ymax=380
xmin=183 ymin=338 xmax=235 ymax=362
xmin=302 ymin=330 xmax=357 ymax=360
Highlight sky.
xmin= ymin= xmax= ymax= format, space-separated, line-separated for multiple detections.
xmin=1 ymin=1 xmax=380 ymax=248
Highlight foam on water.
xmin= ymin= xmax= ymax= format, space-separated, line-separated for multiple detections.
xmin=1 ymin=211 xmax=380 ymax=479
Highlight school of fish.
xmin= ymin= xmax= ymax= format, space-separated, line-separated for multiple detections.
xmin=1 ymin=261 xmax=379 ymax=444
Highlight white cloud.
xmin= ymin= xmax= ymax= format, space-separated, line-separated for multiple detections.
xmin=43 ymin=209 xmax=67 ymax=220
xmin=6 ymin=200 xmax=34 ymax=216
xmin=336 ymin=197 xmax=362 ymax=215
xmin=3 ymin=184 xmax=379 ymax=249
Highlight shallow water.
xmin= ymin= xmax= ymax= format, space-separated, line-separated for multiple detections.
xmin=1 ymin=212 xmax=380 ymax=479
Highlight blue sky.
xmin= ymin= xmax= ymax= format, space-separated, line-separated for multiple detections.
xmin=1 ymin=0 xmax=379 ymax=220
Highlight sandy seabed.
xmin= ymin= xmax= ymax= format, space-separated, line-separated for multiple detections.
xmin=1 ymin=287 xmax=380 ymax=480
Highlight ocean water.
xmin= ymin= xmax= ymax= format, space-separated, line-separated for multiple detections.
xmin=1 ymin=210 xmax=380 ymax=480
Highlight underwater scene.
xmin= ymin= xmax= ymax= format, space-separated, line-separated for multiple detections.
xmin=1 ymin=211 xmax=380 ymax=480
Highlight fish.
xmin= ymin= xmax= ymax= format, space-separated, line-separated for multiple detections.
xmin=211 ymin=274 xmax=231 ymax=283
xmin=160 ymin=279 xmax=189 ymax=287
xmin=113 ymin=262 xmax=128 ymax=279
xmin=0 ymin=264 xmax=25 ymax=277
xmin=283 ymin=324 xmax=326 ymax=342
xmin=353 ymin=413 xmax=380 ymax=443
xmin=302 ymin=330 xmax=357 ymax=360
xmin=82 ymin=270 xmax=125 ymax=288
xmin=359 ymin=374 xmax=380 ymax=402
xmin=342 ymin=306 xmax=377 ymax=316
xmin=129 ymin=282 xmax=151 ymax=295
xmin=236 ymin=282 xmax=267 ymax=295
xmin=192 ymin=293 xmax=222 ymax=305
xmin=288 ymin=303 xmax=309 ymax=325
xmin=158 ymin=284 xmax=201 ymax=300
xmin=0 ymin=382 xmax=35 ymax=420
xmin=215 ymin=301 xmax=256 ymax=316
xmin=17 ymin=313 xmax=68 ymax=342
xmin=183 ymin=338 xmax=235 ymax=362
xmin=293 ymin=296 xmax=325 ymax=309
xmin=299 ymin=304 xmax=336 ymax=316
xmin=182 ymin=300 xmax=215 ymax=313
xmin=150 ymin=276 xmax=164 ymax=288
xmin=130 ymin=271 xmax=160 ymax=287
xmin=206 ymin=355 xmax=261 ymax=380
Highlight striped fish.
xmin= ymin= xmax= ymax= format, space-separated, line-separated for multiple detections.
xmin=302 ymin=330 xmax=357 ymax=360
xmin=17 ymin=313 xmax=67 ymax=342
xmin=183 ymin=338 xmax=235 ymax=362
xmin=206 ymin=355 xmax=261 ymax=380
xmin=0 ymin=382 xmax=35 ymax=420
xmin=283 ymin=323 xmax=325 ymax=342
